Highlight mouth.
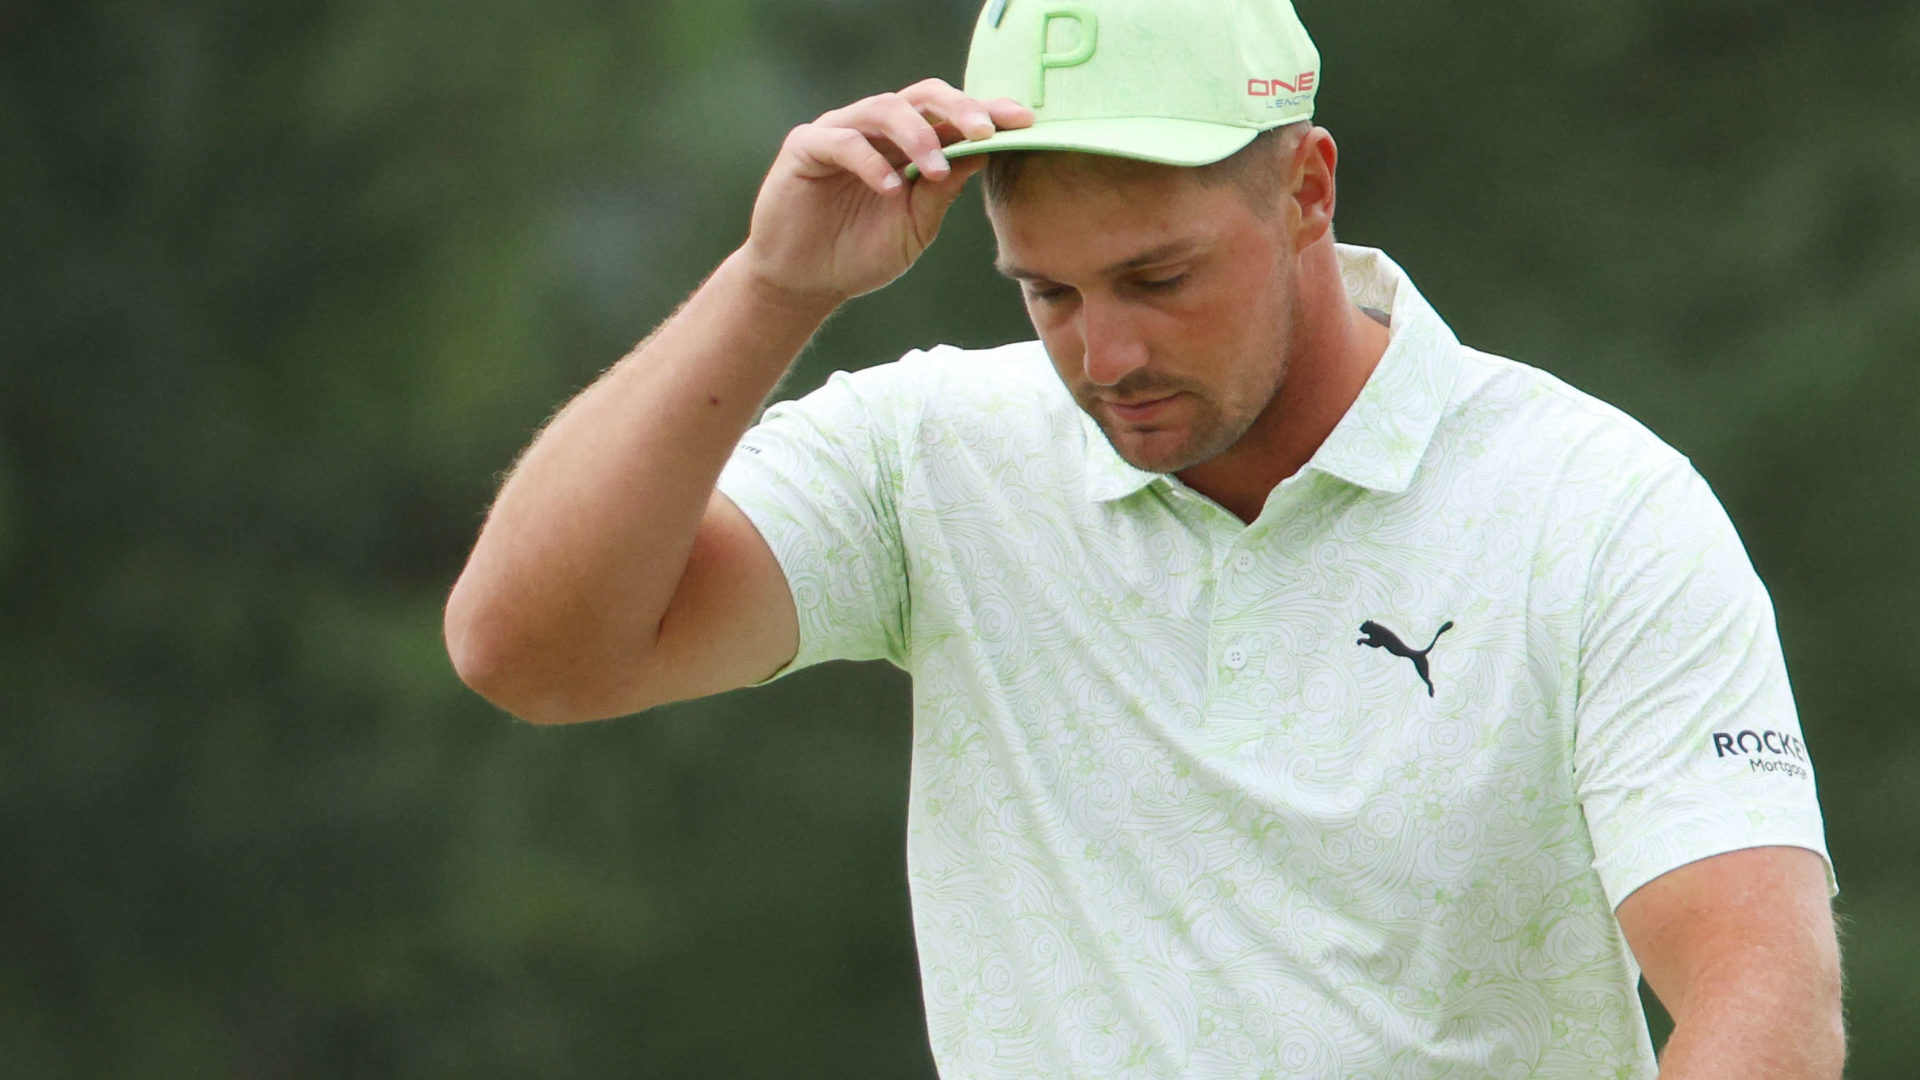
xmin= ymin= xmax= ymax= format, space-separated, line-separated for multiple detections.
xmin=1103 ymin=393 xmax=1180 ymax=424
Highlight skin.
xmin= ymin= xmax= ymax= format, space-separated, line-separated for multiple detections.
xmin=443 ymin=80 xmax=1017 ymax=723
xmin=442 ymin=77 xmax=1844 ymax=1078
xmin=984 ymin=135 xmax=1388 ymax=522
xmin=1617 ymin=845 xmax=1844 ymax=1078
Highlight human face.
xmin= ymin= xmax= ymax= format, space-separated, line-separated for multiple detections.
xmin=987 ymin=158 xmax=1298 ymax=475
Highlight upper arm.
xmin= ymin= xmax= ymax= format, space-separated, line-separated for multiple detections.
xmin=1572 ymin=461 xmax=1832 ymax=908
xmin=632 ymin=490 xmax=801 ymax=709
xmin=1569 ymin=461 xmax=1845 ymax=1067
xmin=708 ymin=367 xmax=916 ymax=674
xmin=638 ymin=361 xmax=920 ymax=711
xmin=1616 ymin=845 xmax=1841 ymax=1029
xmin=620 ymin=357 xmax=925 ymax=714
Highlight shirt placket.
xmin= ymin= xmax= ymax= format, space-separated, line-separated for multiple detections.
xmin=1200 ymin=475 xmax=1321 ymax=720
xmin=1209 ymin=538 xmax=1267 ymax=711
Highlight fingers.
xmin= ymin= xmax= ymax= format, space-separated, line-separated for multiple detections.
xmin=805 ymin=79 xmax=1039 ymax=188
xmin=980 ymin=96 xmax=1037 ymax=132
xmin=783 ymin=123 xmax=905 ymax=197
xmin=921 ymin=153 xmax=993 ymax=202
xmin=821 ymin=91 xmax=954 ymax=180
xmin=901 ymin=153 xmax=994 ymax=246
xmin=900 ymin=78 xmax=996 ymax=143
xmin=921 ymin=98 xmax=1035 ymax=149
xmin=899 ymin=78 xmax=1036 ymax=142
xmin=818 ymin=91 xmax=960 ymax=181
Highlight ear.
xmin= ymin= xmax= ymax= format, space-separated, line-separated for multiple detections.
xmin=1290 ymin=127 xmax=1338 ymax=248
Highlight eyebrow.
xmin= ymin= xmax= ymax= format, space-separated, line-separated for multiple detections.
xmin=994 ymin=240 xmax=1203 ymax=283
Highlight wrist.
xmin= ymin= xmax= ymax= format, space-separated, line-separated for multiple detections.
xmin=723 ymin=246 xmax=850 ymax=323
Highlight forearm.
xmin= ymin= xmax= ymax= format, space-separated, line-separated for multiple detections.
xmin=445 ymin=249 xmax=835 ymax=717
xmin=1653 ymin=965 xmax=1844 ymax=1078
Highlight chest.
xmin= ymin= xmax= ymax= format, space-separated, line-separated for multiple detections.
xmin=904 ymin=471 xmax=1584 ymax=857
xmin=920 ymin=471 xmax=1566 ymax=702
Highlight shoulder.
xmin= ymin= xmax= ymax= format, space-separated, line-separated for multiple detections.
xmin=749 ymin=341 xmax=1089 ymax=497
xmin=827 ymin=339 xmax=1066 ymax=408
xmin=806 ymin=339 xmax=1085 ymax=451
xmin=753 ymin=339 xmax=1062 ymax=439
xmin=1454 ymin=348 xmax=1684 ymax=464
xmin=1437 ymin=348 xmax=1765 ymax=609
xmin=1441 ymin=346 xmax=1694 ymax=505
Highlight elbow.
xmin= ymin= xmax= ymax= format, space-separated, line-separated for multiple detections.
xmin=444 ymin=581 xmax=640 ymax=725
xmin=443 ymin=590 xmax=553 ymax=723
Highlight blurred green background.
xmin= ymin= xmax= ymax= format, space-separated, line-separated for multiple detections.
xmin=3 ymin=0 xmax=1916 ymax=1075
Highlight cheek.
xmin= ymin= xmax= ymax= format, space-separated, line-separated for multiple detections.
xmin=1187 ymin=286 xmax=1272 ymax=360
xmin=1195 ymin=256 xmax=1287 ymax=343
xmin=1029 ymin=309 xmax=1086 ymax=381
xmin=1205 ymin=277 xmax=1294 ymax=401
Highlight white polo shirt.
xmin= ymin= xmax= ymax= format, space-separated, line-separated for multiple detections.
xmin=716 ymin=245 xmax=1832 ymax=1079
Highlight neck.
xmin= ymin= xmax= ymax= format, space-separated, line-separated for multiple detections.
xmin=1176 ymin=241 xmax=1390 ymax=523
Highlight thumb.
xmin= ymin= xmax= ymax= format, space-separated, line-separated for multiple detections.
xmin=908 ymin=154 xmax=992 ymax=236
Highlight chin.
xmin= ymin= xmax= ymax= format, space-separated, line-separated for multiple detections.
xmin=1104 ymin=425 xmax=1217 ymax=475
xmin=1107 ymin=396 xmax=1257 ymax=471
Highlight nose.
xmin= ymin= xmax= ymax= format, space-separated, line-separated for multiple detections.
xmin=1079 ymin=296 xmax=1150 ymax=388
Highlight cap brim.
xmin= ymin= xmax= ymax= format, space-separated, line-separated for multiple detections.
xmin=943 ymin=117 xmax=1261 ymax=168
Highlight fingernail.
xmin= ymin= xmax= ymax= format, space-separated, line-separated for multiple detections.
xmin=882 ymin=172 xmax=904 ymax=190
xmin=921 ymin=149 xmax=950 ymax=177
xmin=965 ymin=112 xmax=993 ymax=138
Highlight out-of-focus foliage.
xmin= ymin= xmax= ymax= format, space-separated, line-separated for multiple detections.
xmin=2 ymin=0 xmax=1915 ymax=1075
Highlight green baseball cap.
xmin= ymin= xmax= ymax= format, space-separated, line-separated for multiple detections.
xmin=945 ymin=0 xmax=1321 ymax=168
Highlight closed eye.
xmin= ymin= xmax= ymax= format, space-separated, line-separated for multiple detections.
xmin=1022 ymin=274 xmax=1183 ymax=303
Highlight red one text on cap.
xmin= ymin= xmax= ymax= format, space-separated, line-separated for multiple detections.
xmin=1247 ymin=72 xmax=1317 ymax=96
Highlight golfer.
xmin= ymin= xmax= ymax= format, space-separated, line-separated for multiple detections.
xmin=445 ymin=1 xmax=1843 ymax=1076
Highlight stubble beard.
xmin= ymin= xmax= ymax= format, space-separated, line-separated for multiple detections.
xmin=1083 ymin=339 xmax=1294 ymax=476
xmin=1076 ymin=258 xmax=1300 ymax=474
xmin=1092 ymin=391 xmax=1246 ymax=475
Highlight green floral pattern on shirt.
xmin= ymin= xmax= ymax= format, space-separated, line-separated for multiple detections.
xmin=717 ymin=246 xmax=1831 ymax=1080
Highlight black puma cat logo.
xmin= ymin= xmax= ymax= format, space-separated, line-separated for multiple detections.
xmin=1356 ymin=620 xmax=1454 ymax=697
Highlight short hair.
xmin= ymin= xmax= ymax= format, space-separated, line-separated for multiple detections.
xmin=982 ymin=121 xmax=1307 ymax=215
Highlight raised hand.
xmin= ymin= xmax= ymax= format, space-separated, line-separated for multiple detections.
xmin=740 ymin=78 xmax=1033 ymax=305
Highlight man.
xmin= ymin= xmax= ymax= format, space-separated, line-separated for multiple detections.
xmin=445 ymin=0 xmax=1843 ymax=1076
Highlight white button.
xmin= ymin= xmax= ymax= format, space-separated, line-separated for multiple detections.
xmin=1233 ymin=552 xmax=1255 ymax=572
xmin=1223 ymin=647 xmax=1248 ymax=670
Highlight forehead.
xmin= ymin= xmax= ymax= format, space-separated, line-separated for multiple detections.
xmin=986 ymin=155 xmax=1254 ymax=272
xmin=988 ymin=151 xmax=1205 ymax=214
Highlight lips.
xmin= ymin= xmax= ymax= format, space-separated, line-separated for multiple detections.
xmin=1105 ymin=393 xmax=1179 ymax=423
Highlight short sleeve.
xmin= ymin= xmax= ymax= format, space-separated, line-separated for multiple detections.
xmin=715 ymin=362 xmax=918 ymax=679
xmin=1573 ymin=461 xmax=1834 ymax=909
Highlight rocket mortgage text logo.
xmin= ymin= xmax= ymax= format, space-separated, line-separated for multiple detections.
xmin=1712 ymin=728 xmax=1810 ymax=780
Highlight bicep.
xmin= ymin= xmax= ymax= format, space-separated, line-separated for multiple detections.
xmin=638 ymin=490 xmax=800 ymax=707
xmin=1616 ymin=845 xmax=1840 ymax=1023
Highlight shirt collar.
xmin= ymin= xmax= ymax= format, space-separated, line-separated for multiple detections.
xmin=1081 ymin=244 xmax=1461 ymax=503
